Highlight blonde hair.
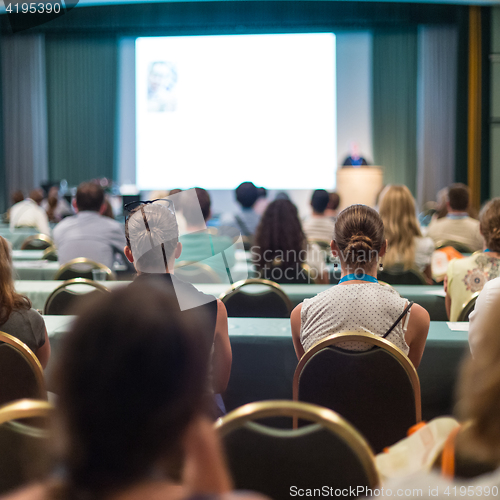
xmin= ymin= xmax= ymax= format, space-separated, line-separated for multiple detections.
xmin=378 ymin=185 xmax=422 ymax=270
xmin=0 ymin=236 xmax=32 ymax=323
xmin=479 ymin=198 xmax=500 ymax=252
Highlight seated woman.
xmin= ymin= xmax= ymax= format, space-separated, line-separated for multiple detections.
xmin=253 ymin=199 xmax=328 ymax=284
xmin=445 ymin=198 xmax=500 ymax=321
xmin=0 ymin=236 xmax=50 ymax=368
xmin=290 ymin=204 xmax=430 ymax=368
xmin=378 ymin=185 xmax=435 ymax=282
xmin=6 ymin=284 xmax=263 ymax=500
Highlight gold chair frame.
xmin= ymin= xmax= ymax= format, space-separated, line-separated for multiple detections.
xmin=457 ymin=292 xmax=480 ymax=322
xmin=174 ymin=260 xmax=221 ymax=283
xmin=219 ymin=278 xmax=293 ymax=313
xmin=20 ymin=234 xmax=54 ymax=251
xmin=293 ymin=331 xmax=422 ymax=423
xmin=41 ymin=246 xmax=58 ymax=261
xmin=216 ymin=400 xmax=379 ymax=488
xmin=0 ymin=399 xmax=53 ymax=426
xmin=54 ymin=258 xmax=116 ymax=281
xmin=43 ymin=278 xmax=110 ymax=315
xmin=0 ymin=332 xmax=46 ymax=400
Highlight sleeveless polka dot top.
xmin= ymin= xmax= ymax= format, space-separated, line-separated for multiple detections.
xmin=300 ymin=283 xmax=410 ymax=354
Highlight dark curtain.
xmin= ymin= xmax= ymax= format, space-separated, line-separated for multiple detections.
xmin=0 ymin=33 xmax=6 ymax=212
xmin=372 ymin=28 xmax=418 ymax=194
xmin=45 ymin=35 xmax=117 ymax=185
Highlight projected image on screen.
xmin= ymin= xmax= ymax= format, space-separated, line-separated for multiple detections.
xmin=136 ymin=34 xmax=336 ymax=190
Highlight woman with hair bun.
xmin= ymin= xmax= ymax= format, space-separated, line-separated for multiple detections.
xmin=291 ymin=204 xmax=430 ymax=368
xmin=445 ymin=198 xmax=500 ymax=321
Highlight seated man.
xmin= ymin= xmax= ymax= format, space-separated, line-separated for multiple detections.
xmin=179 ymin=188 xmax=236 ymax=283
xmin=427 ymin=183 xmax=483 ymax=252
xmin=303 ymin=189 xmax=336 ymax=242
xmin=53 ymin=182 xmax=126 ymax=269
xmin=9 ymin=188 xmax=51 ymax=236
xmin=219 ymin=181 xmax=261 ymax=239
xmin=124 ymin=200 xmax=232 ymax=412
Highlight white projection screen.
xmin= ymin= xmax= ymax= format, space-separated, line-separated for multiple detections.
xmin=135 ymin=33 xmax=336 ymax=190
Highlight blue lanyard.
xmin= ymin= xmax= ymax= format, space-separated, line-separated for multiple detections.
xmin=485 ymin=249 xmax=491 ymax=253
xmin=339 ymin=273 xmax=378 ymax=284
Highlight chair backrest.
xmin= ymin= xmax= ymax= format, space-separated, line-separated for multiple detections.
xmin=378 ymin=265 xmax=427 ymax=285
xmin=54 ymin=258 xmax=116 ymax=281
xmin=435 ymin=240 xmax=473 ymax=254
xmin=0 ymin=399 xmax=53 ymax=495
xmin=217 ymin=400 xmax=379 ymax=500
xmin=220 ymin=278 xmax=292 ymax=318
xmin=0 ymin=332 xmax=46 ymax=407
xmin=42 ymin=246 xmax=58 ymax=261
xmin=457 ymin=293 xmax=479 ymax=322
xmin=174 ymin=260 xmax=221 ymax=284
xmin=293 ymin=332 xmax=421 ymax=454
xmin=258 ymin=261 xmax=315 ymax=284
xmin=44 ymin=278 xmax=110 ymax=315
xmin=20 ymin=234 xmax=54 ymax=251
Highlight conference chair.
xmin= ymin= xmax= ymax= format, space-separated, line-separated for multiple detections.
xmin=42 ymin=246 xmax=58 ymax=261
xmin=216 ymin=400 xmax=379 ymax=500
xmin=293 ymin=332 xmax=421 ymax=454
xmin=457 ymin=293 xmax=479 ymax=322
xmin=43 ymin=278 xmax=110 ymax=315
xmin=174 ymin=260 xmax=221 ymax=284
xmin=0 ymin=332 xmax=46 ymax=407
xmin=54 ymin=257 xmax=116 ymax=281
xmin=0 ymin=399 xmax=54 ymax=495
xmin=259 ymin=260 xmax=315 ymax=285
xmin=378 ymin=264 xmax=428 ymax=285
xmin=220 ymin=278 xmax=292 ymax=318
xmin=20 ymin=234 xmax=54 ymax=251
xmin=435 ymin=240 xmax=473 ymax=254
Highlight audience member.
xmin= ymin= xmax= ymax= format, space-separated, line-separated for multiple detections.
xmin=4 ymin=284 xmax=263 ymax=500
xmin=433 ymin=187 xmax=450 ymax=221
xmin=445 ymin=198 xmax=500 ymax=321
xmin=253 ymin=199 xmax=328 ymax=284
xmin=9 ymin=188 xmax=51 ymax=236
xmin=0 ymin=236 xmax=50 ymax=367
xmin=219 ymin=181 xmax=261 ymax=239
xmin=53 ymin=182 xmax=127 ymax=270
xmin=303 ymin=189 xmax=336 ymax=242
xmin=427 ymin=183 xmax=483 ymax=252
xmin=324 ymin=191 xmax=340 ymax=220
xmin=179 ymin=188 xmax=236 ymax=283
xmin=253 ymin=187 xmax=269 ymax=216
xmin=41 ymin=186 xmax=73 ymax=223
xmin=291 ymin=204 xmax=430 ymax=367
xmin=379 ymin=185 xmax=434 ymax=281
xmin=3 ymin=190 xmax=24 ymax=223
xmin=124 ymin=200 xmax=231 ymax=410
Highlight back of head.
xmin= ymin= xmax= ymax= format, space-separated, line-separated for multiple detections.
xmin=125 ymin=203 xmax=179 ymax=273
xmin=480 ymin=198 xmax=500 ymax=252
xmin=327 ymin=192 xmax=340 ymax=211
xmin=11 ymin=190 xmax=24 ymax=205
xmin=76 ymin=182 xmax=105 ymax=212
xmin=448 ymin=183 xmax=469 ymax=212
xmin=378 ymin=185 xmax=421 ymax=269
xmin=29 ymin=189 xmax=44 ymax=205
xmin=334 ymin=204 xmax=384 ymax=266
xmin=235 ymin=182 xmax=259 ymax=209
xmin=254 ymin=199 xmax=305 ymax=265
xmin=183 ymin=187 xmax=211 ymax=224
xmin=311 ymin=189 xmax=330 ymax=214
xmin=54 ymin=283 xmax=208 ymax=496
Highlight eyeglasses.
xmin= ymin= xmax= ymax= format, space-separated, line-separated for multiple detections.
xmin=124 ymin=198 xmax=175 ymax=214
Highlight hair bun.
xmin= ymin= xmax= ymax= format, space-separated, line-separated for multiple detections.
xmin=345 ymin=234 xmax=374 ymax=261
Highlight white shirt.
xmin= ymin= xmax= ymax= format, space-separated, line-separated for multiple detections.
xmin=303 ymin=216 xmax=336 ymax=242
xmin=468 ymin=276 xmax=500 ymax=358
xmin=9 ymin=199 xmax=51 ymax=236
xmin=53 ymin=211 xmax=127 ymax=269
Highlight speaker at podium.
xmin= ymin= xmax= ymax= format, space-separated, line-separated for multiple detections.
xmin=336 ymin=167 xmax=383 ymax=211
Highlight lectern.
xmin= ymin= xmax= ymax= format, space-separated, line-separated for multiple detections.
xmin=336 ymin=167 xmax=383 ymax=210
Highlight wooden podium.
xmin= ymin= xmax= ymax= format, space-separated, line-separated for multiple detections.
xmin=336 ymin=167 xmax=383 ymax=211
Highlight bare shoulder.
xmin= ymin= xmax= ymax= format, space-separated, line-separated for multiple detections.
xmin=0 ymin=484 xmax=49 ymax=500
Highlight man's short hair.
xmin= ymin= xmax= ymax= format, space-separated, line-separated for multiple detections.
xmin=76 ymin=182 xmax=105 ymax=212
xmin=311 ymin=189 xmax=330 ymax=214
xmin=448 ymin=183 xmax=469 ymax=212
xmin=235 ymin=182 xmax=259 ymax=209
xmin=184 ymin=188 xmax=211 ymax=224
xmin=328 ymin=192 xmax=340 ymax=211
